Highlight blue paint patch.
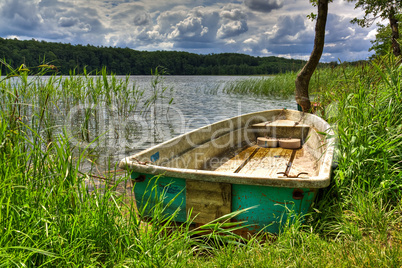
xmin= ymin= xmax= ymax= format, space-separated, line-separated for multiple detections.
xmin=150 ymin=152 xmax=160 ymax=162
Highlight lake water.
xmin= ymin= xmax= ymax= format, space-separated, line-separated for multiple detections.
xmin=52 ymin=75 xmax=295 ymax=171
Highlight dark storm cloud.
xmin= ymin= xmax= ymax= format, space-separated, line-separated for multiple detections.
xmin=109 ymin=3 xmax=151 ymax=26
xmin=325 ymin=13 xmax=372 ymax=49
xmin=59 ymin=9 xmax=104 ymax=33
xmin=244 ymin=0 xmax=283 ymax=13
xmin=133 ymin=12 xmax=151 ymax=26
xmin=58 ymin=17 xmax=80 ymax=27
xmin=38 ymin=0 xmax=71 ymax=9
xmin=0 ymin=0 xmax=42 ymax=30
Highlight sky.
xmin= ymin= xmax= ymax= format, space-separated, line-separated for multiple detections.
xmin=0 ymin=0 xmax=378 ymax=62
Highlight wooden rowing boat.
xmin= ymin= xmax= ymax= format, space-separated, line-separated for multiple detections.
xmin=119 ymin=109 xmax=335 ymax=234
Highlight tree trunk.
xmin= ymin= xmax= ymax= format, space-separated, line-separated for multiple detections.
xmin=389 ymin=7 xmax=401 ymax=57
xmin=295 ymin=0 xmax=329 ymax=112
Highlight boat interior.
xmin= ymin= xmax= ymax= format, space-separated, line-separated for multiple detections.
xmin=202 ymin=120 xmax=322 ymax=178
xmin=144 ymin=117 xmax=327 ymax=179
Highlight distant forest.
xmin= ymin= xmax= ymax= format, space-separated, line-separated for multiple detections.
xmin=0 ymin=38 xmax=342 ymax=75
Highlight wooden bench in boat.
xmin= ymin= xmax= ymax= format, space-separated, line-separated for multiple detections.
xmin=213 ymin=144 xmax=318 ymax=178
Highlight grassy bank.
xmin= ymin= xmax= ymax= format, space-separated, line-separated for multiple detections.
xmin=1 ymin=57 xmax=401 ymax=266
xmin=205 ymin=55 xmax=402 ymax=266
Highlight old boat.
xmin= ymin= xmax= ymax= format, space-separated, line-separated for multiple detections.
xmin=119 ymin=109 xmax=335 ymax=234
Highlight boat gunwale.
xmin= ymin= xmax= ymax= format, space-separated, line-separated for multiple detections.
xmin=119 ymin=109 xmax=335 ymax=189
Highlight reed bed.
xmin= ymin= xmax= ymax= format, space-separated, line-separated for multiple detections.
xmin=1 ymin=57 xmax=402 ymax=266
xmin=223 ymin=72 xmax=297 ymax=98
xmin=222 ymin=66 xmax=360 ymax=101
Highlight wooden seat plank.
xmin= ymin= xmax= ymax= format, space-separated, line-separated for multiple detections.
xmin=239 ymin=148 xmax=292 ymax=177
xmin=287 ymin=148 xmax=318 ymax=177
xmin=214 ymin=145 xmax=259 ymax=173
xmin=213 ymin=145 xmax=318 ymax=178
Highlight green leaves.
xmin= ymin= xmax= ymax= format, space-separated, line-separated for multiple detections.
xmin=349 ymin=0 xmax=402 ymax=57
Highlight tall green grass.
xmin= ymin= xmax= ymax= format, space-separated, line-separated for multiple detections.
xmin=309 ymin=56 xmax=402 ymax=245
xmin=1 ymin=56 xmax=401 ymax=266
xmin=0 ymin=116 xmax=251 ymax=265
xmin=0 ymin=63 xmax=248 ymax=266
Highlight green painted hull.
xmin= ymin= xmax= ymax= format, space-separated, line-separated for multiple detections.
xmin=132 ymin=172 xmax=316 ymax=233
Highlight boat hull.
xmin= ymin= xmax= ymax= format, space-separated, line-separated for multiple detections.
xmin=132 ymin=172 xmax=317 ymax=233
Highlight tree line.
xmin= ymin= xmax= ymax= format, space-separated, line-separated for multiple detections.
xmin=0 ymin=38 xmax=340 ymax=76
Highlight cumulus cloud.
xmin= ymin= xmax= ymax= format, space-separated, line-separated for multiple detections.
xmin=165 ymin=7 xmax=220 ymax=46
xmin=217 ymin=8 xmax=248 ymax=39
xmin=221 ymin=9 xmax=247 ymax=21
xmin=171 ymin=16 xmax=206 ymax=38
xmin=217 ymin=20 xmax=248 ymax=39
xmin=0 ymin=0 xmax=376 ymax=61
xmin=155 ymin=10 xmax=188 ymax=36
